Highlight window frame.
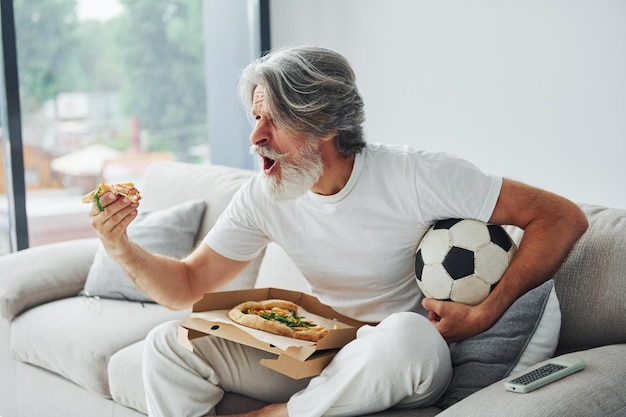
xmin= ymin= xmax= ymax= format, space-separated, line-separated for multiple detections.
xmin=1 ymin=0 xmax=29 ymax=251
xmin=0 ymin=0 xmax=271 ymax=254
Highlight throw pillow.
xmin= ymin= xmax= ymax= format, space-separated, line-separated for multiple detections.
xmin=509 ymin=284 xmax=560 ymax=374
xmin=435 ymin=279 xmax=560 ymax=409
xmin=82 ymin=199 xmax=207 ymax=303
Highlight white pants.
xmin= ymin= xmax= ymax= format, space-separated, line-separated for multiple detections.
xmin=143 ymin=312 xmax=452 ymax=417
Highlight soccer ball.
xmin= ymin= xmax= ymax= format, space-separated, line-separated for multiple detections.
xmin=414 ymin=219 xmax=517 ymax=305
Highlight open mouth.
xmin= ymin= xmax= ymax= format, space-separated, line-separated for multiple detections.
xmin=263 ymin=156 xmax=277 ymax=174
xmin=251 ymin=145 xmax=280 ymax=175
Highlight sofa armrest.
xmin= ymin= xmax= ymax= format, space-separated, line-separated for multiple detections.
xmin=437 ymin=345 xmax=626 ymax=417
xmin=0 ymin=238 xmax=100 ymax=321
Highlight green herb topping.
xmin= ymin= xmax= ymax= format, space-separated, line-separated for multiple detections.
xmin=94 ymin=187 xmax=104 ymax=212
xmin=245 ymin=308 xmax=317 ymax=328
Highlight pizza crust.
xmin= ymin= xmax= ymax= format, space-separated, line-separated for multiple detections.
xmin=228 ymin=299 xmax=329 ymax=342
xmin=81 ymin=182 xmax=142 ymax=204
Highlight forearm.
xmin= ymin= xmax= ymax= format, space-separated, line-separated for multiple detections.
xmin=106 ymin=239 xmax=197 ymax=310
xmin=89 ymin=193 xmax=201 ymax=309
xmin=481 ymin=191 xmax=588 ymax=326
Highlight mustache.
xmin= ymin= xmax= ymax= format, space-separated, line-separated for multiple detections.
xmin=249 ymin=144 xmax=289 ymax=161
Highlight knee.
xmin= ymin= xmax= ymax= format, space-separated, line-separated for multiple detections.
xmin=375 ymin=312 xmax=444 ymax=345
xmin=332 ymin=312 xmax=450 ymax=388
xmin=143 ymin=320 xmax=181 ymax=365
xmin=359 ymin=312 xmax=449 ymax=366
xmin=376 ymin=313 xmax=452 ymax=388
xmin=378 ymin=311 xmax=431 ymax=330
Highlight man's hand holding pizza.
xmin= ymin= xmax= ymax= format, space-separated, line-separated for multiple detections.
xmin=86 ymin=187 xmax=140 ymax=259
xmin=83 ymin=182 xmax=254 ymax=311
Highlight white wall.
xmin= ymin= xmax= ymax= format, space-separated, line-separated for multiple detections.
xmin=270 ymin=0 xmax=626 ymax=209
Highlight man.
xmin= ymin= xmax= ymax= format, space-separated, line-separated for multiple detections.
xmin=89 ymin=46 xmax=587 ymax=417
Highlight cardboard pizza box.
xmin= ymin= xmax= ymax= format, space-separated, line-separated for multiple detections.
xmin=178 ymin=287 xmax=365 ymax=379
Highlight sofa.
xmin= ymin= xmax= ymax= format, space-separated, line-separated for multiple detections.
xmin=1 ymin=160 xmax=624 ymax=417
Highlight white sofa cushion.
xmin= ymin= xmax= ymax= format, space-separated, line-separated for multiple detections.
xmin=10 ymin=297 xmax=188 ymax=397
xmin=138 ymin=161 xmax=255 ymax=241
xmin=0 ymin=238 xmax=99 ymax=321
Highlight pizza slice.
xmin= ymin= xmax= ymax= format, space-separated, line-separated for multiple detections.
xmin=82 ymin=182 xmax=142 ymax=211
xmin=228 ymin=299 xmax=330 ymax=342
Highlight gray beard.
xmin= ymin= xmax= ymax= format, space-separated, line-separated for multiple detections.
xmin=250 ymin=140 xmax=323 ymax=203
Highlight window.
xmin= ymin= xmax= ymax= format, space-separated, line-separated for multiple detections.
xmin=0 ymin=0 xmax=268 ymax=256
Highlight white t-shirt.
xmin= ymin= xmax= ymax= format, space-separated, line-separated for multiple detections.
xmin=204 ymin=143 xmax=502 ymax=322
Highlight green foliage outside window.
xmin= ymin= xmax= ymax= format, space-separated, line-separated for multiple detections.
xmin=13 ymin=0 xmax=207 ymax=157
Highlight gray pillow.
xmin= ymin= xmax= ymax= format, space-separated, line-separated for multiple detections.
xmin=82 ymin=199 xmax=207 ymax=303
xmin=436 ymin=279 xmax=558 ymax=409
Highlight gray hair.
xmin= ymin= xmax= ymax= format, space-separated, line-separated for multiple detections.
xmin=239 ymin=46 xmax=366 ymax=157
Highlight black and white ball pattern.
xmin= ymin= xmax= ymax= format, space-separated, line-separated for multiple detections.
xmin=415 ymin=219 xmax=517 ymax=305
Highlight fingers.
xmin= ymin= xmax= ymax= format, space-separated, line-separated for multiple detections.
xmin=422 ymin=297 xmax=444 ymax=326
xmin=421 ymin=297 xmax=487 ymax=343
xmin=427 ymin=310 xmax=441 ymax=323
xmin=422 ymin=298 xmax=455 ymax=341
xmin=89 ymin=192 xmax=139 ymax=235
xmin=89 ymin=192 xmax=115 ymax=217
xmin=422 ymin=297 xmax=442 ymax=317
xmin=103 ymin=203 xmax=139 ymax=234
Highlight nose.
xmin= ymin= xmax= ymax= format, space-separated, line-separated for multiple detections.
xmin=249 ymin=118 xmax=270 ymax=146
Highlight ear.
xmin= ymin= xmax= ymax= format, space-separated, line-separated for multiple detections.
xmin=320 ymin=129 xmax=338 ymax=142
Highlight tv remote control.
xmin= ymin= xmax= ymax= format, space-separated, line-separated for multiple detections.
xmin=504 ymin=355 xmax=585 ymax=393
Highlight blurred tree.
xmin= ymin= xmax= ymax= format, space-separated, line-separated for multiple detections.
xmin=13 ymin=0 xmax=79 ymax=110
xmin=13 ymin=0 xmax=207 ymax=157
xmin=74 ymin=18 xmax=125 ymax=93
xmin=14 ymin=0 xmax=126 ymax=114
xmin=116 ymin=0 xmax=207 ymax=156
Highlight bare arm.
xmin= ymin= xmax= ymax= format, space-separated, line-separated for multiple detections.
xmin=89 ymin=192 xmax=250 ymax=310
xmin=422 ymin=178 xmax=588 ymax=342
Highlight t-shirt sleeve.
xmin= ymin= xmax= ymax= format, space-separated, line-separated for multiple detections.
xmin=203 ymin=181 xmax=270 ymax=262
xmin=414 ymin=151 xmax=502 ymax=224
